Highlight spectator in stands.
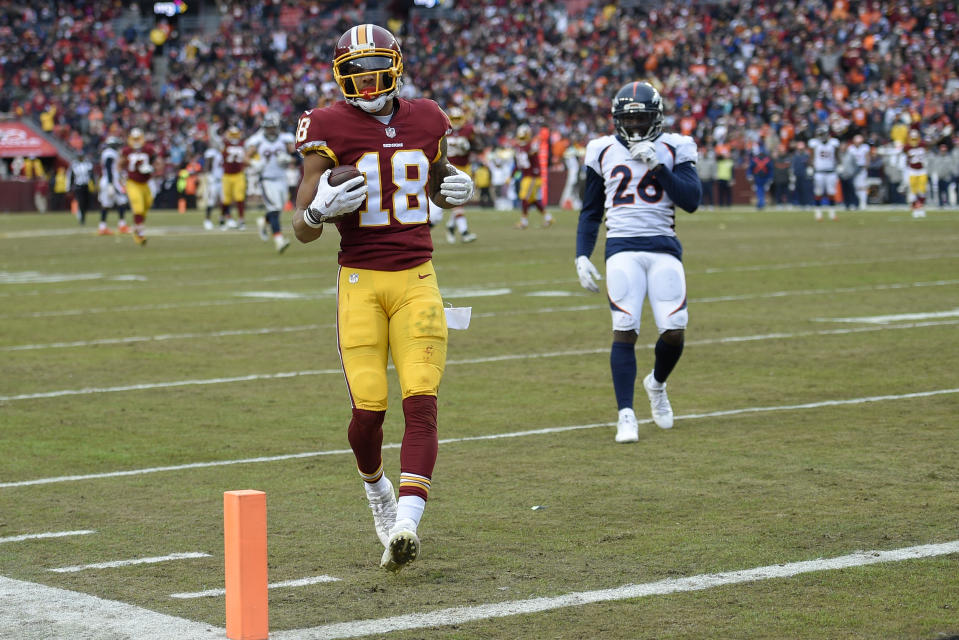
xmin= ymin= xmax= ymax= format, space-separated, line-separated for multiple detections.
xmin=697 ymin=145 xmax=717 ymax=210
xmin=747 ymin=144 xmax=772 ymax=210
xmin=790 ymin=142 xmax=814 ymax=210
xmin=928 ymin=143 xmax=954 ymax=208
xmin=771 ymin=148 xmax=792 ymax=209
xmin=2 ymin=0 xmax=958 ymax=212
xmin=715 ymin=148 xmax=734 ymax=208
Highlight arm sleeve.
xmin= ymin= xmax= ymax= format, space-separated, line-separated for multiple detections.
xmin=576 ymin=166 xmax=605 ymax=258
xmin=105 ymin=157 xmax=115 ymax=183
xmin=652 ymin=161 xmax=701 ymax=213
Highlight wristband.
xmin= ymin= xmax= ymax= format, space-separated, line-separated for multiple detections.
xmin=302 ymin=208 xmax=324 ymax=228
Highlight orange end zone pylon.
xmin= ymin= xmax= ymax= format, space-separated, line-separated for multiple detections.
xmin=224 ymin=490 xmax=268 ymax=640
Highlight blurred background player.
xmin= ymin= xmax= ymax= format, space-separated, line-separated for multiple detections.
xmin=443 ymin=106 xmax=477 ymax=243
xmin=903 ymin=129 xmax=928 ymax=219
xmin=200 ymin=138 xmax=223 ymax=230
xmin=97 ymin=136 xmax=129 ymax=235
xmin=291 ymin=23 xmax=473 ymax=574
xmin=120 ymin=127 xmax=159 ymax=246
xmin=221 ymin=125 xmax=248 ymax=229
xmin=67 ymin=150 xmax=94 ymax=227
xmin=848 ymin=134 xmax=871 ymax=210
xmin=513 ymin=124 xmax=554 ymax=229
xmin=575 ymin=81 xmax=701 ymax=442
xmin=809 ymin=125 xmax=840 ymax=221
xmin=246 ymin=111 xmax=295 ymax=253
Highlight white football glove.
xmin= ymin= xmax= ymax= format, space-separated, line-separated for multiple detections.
xmin=440 ymin=169 xmax=474 ymax=206
xmin=303 ymin=168 xmax=368 ymax=226
xmin=137 ymin=161 xmax=153 ymax=174
xmin=629 ymin=141 xmax=660 ymax=169
xmin=575 ymin=255 xmax=602 ymax=293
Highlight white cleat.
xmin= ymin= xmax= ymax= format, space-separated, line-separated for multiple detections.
xmin=615 ymin=408 xmax=639 ymax=443
xmin=643 ymin=372 xmax=674 ymax=429
xmin=257 ymin=217 xmax=269 ymax=241
xmin=366 ymin=479 xmax=397 ymax=548
xmin=461 ymin=232 xmax=477 ymax=243
xmin=380 ymin=518 xmax=419 ymax=573
xmin=203 ymin=219 xmax=214 ymax=231
xmin=445 ymin=227 xmax=456 ymax=244
xmin=274 ymin=235 xmax=290 ymax=254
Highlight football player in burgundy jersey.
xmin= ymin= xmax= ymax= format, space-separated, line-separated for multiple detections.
xmin=120 ymin=128 xmax=161 ymax=246
xmin=221 ymin=126 xmax=248 ymax=229
xmin=902 ymin=129 xmax=928 ymax=219
xmin=291 ymin=24 xmax=473 ymax=573
xmin=443 ymin=106 xmax=477 ymax=244
xmin=513 ymin=124 xmax=554 ymax=229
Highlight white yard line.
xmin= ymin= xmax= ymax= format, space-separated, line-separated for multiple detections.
xmin=170 ymin=575 xmax=341 ymax=599
xmin=4 ymin=541 xmax=956 ymax=640
xmin=48 ymin=552 xmax=211 ymax=573
xmin=3 ymin=387 xmax=956 ymax=490
xmin=0 ymin=530 xmax=95 ymax=544
xmin=1 ymin=324 xmax=327 ymax=352
xmin=3 ymin=319 xmax=957 ymax=402
xmin=272 ymin=541 xmax=959 ymax=640
xmin=816 ymin=308 xmax=959 ymax=324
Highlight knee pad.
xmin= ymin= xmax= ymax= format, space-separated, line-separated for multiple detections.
xmin=651 ymin=267 xmax=684 ymax=302
xmin=349 ymin=366 xmax=389 ymax=411
xmin=606 ymin=268 xmax=629 ymax=303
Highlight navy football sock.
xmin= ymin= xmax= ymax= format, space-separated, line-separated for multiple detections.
xmin=653 ymin=336 xmax=684 ymax=384
xmin=610 ymin=341 xmax=637 ymax=411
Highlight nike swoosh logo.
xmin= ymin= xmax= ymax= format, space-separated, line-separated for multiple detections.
xmin=418 ymin=273 xmax=432 ymax=279
xmin=324 ymin=197 xmax=336 ymax=208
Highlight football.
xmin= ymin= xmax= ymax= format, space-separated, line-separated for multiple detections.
xmin=328 ymin=164 xmax=364 ymax=187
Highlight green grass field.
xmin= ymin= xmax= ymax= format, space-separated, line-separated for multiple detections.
xmin=1 ymin=205 xmax=957 ymax=639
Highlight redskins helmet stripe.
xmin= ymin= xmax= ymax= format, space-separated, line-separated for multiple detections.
xmin=349 ymin=24 xmax=375 ymax=49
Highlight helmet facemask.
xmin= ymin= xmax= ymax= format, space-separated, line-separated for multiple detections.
xmin=614 ymin=110 xmax=663 ymax=144
xmin=334 ymin=51 xmax=403 ymax=113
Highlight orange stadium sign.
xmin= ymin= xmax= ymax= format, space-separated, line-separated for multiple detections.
xmin=0 ymin=122 xmax=59 ymax=158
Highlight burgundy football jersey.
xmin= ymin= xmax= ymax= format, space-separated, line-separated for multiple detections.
xmin=297 ymin=99 xmax=452 ymax=271
xmin=447 ymin=122 xmax=474 ymax=169
xmin=121 ymin=144 xmax=158 ymax=184
xmin=516 ymin=140 xmax=540 ymax=178
xmin=222 ymin=143 xmax=247 ymax=175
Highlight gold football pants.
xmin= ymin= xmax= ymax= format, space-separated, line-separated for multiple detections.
xmin=337 ymin=260 xmax=447 ymax=411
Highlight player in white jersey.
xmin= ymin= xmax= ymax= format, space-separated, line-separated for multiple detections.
xmin=201 ymin=142 xmax=223 ymax=230
xmin=97 ymin=136 xmax=130 ymax=235
xmin=246 ymin=112 xmax=296 ymax=252
xmin=808 ymin=125 xmax=841 ymax=220
xmin=848 ymin=134 xmax=871 ymax=210
xmin=575 ymin=81 xmax=702 ymax=443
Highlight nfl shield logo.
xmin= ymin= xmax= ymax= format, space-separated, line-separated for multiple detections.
xmin=349 ymin=273 xmax=359 ymax=284
xmin=385 ymin=127 xmax=396 ymax=138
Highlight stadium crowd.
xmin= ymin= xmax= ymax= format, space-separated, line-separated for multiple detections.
xmin=1 ymin=0 xmax=958 ymax=208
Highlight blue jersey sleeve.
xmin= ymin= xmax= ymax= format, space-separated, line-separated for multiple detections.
xmin=576 ymin=166 xmax=605 ymax=258
xmin=652 ymin=161 xmax=701 ymax=213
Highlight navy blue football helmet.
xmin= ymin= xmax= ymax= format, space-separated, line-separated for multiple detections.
xmin=612 ymin=81 xmax=664 ymax=143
